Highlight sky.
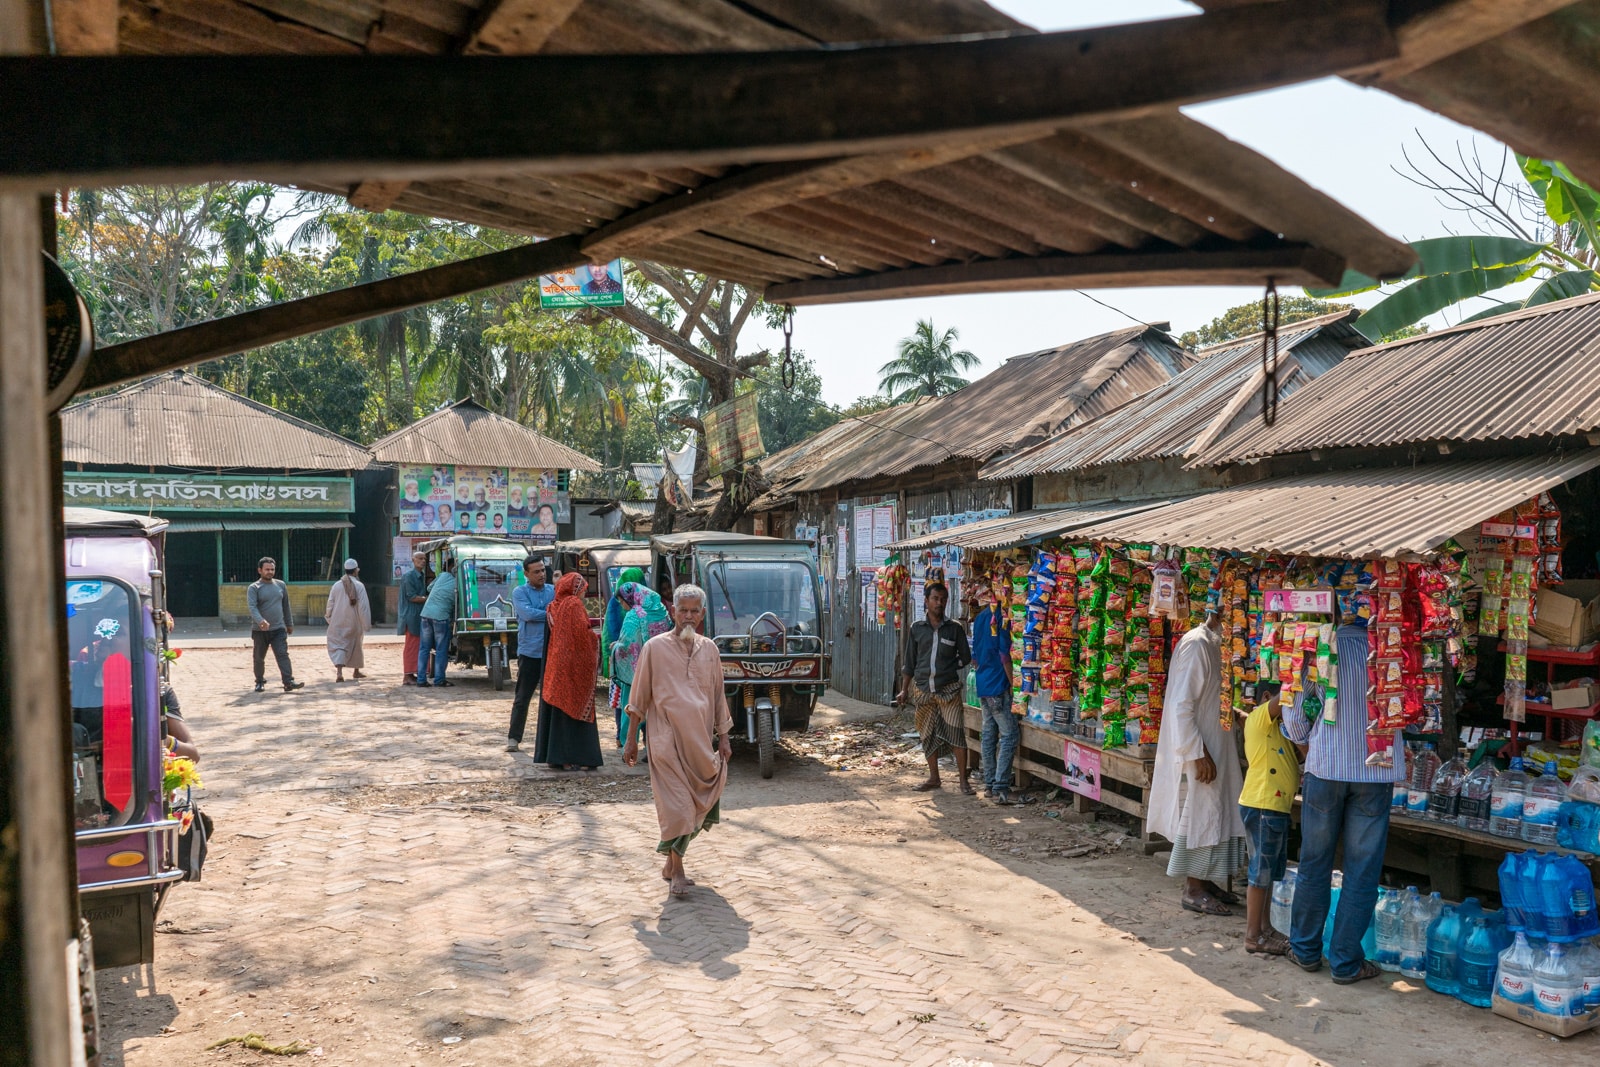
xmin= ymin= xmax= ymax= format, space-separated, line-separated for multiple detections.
xmin=743 ymin=0 xmax=1521 ymax=407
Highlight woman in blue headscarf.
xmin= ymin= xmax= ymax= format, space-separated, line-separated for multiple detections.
xmin=603 ymin=566 xmax=646 ymax=742
xmin=611 ymin=582 xmax=672 ymax=749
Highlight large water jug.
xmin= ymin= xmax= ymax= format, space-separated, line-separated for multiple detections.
xmin=1321 ymin=879 xmax=1378 ymax=963
xmin=1559 ymin=855 xmax=1599 ymax=940
xmin=1522 ymin=761 xmax=1566 ymax=845
xmin=1540 ymin=855 xmax=1581 ymax=941
xmin=1427 ymin=755 xmax=1466 ymax=823
xmin=1270 ymin=867 xmax=1296 ymax=937
xmin=1496 ymin=931 xmax=1538 ymax=1006
xmin=1518 ymin=852 xmax=1549 ymax=939
xmin=1457 ymin=918 xmax=1498 ymax=1008
xmin=1499 ymin=853 xmax=1527 ymax=930
xmin=1459 ymin=760 xmax=1496 ymax=831
xmin=1401 ymin=887 xmax=1433 ymax=978
xmin=1425 ymin=904 xmax=1460 ymax=996
xmin=1491 ymin=758 xmax=1530 ymax=838
xmin=1533 ymin=941 xmax=1585 ymax=1017
xmin=1374 ymin=887 xmax=1404 ymax=971
xmin=1567 ymin=937 xmax=1600 ymax=1011
xmin=1408 ymin=744 xmax=1440 ymax=818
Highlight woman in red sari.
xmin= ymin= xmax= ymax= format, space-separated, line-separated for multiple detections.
xmin=534 ymin=572 xmax=603 ymax=770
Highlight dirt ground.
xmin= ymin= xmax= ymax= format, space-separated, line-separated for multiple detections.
xmin=96 ymin=641 xmax=1595 ymax=1066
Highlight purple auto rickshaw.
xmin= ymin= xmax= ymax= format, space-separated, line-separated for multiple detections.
xmin=66 ymin=506 xmax=186 ymax=967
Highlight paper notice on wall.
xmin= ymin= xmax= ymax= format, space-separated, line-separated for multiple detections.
xmin=872 ymin=506 xmax=895 ymax=566
xmin=853 ymin=508 xmax=874 ymax=568
xmin=836 ymin=524 xmax=849 ymax=579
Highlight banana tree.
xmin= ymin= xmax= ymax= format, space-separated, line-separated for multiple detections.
xmin=1308 ymin=156 xmax=1599 ymax=340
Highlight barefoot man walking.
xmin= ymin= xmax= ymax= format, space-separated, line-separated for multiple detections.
xmin=622 ymin=584 xmax=733 ymax=897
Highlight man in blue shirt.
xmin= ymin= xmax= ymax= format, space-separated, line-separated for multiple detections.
xmin=416 ymin=559 xmax=457 ymax=688
xmin=1282 ymin=616 xmax=1407 ymax=984
xmin=969 ymin=587 xmax=1017 ymax=803
xmin=506 ymin=557 xmax=555 ymax=752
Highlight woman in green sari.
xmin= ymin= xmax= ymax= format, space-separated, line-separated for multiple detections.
xmin=611 ymin=582 xmax=672 ymax=749
xmin=603 ymin=566 xmax=645 ymax=743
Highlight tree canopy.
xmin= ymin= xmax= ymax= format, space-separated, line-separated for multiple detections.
xmin=877 ymin=319 xmax=979 ymax=404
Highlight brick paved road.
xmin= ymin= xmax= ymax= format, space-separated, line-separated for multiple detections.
xmin=96 ymin=645 xmax=1592 ymax=1066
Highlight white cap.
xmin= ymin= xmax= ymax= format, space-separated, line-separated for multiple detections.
xmin=343 ymin=558 xmax=358 ymax=570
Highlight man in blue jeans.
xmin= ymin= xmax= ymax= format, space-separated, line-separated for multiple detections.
xmin=968 ymin=587 xmax=1018 ymax=804
xmin=417 ymin=558 xmax=457 ymax=688
xmin=1281 ymin=616 xmax=1407 ymax=984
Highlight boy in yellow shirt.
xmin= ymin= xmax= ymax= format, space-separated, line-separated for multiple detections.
xmin=1237 ymin=682 xmax=1301 ymax=957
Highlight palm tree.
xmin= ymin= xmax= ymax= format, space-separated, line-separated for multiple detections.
xmin=878 ymin=319 xmax=980 ymax=404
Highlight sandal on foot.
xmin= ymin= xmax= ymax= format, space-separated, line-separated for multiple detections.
xmin=1203 ymin=881 xmax=1242 ymax=906
xmin=912 ymin=780 xmax=941 ymax=792
xmin=959 ymin=781 xmax=976 ymax=795
xmin=1181 ymin=893 xmax=1233 ymax=916
xmin=1246 ymin=931 xmax=1291 ymax=957
xmin=1332 ymin=959 xmax=1383 ymax=985
xmin=1291 ymin=953 xmax=1323 ymax=973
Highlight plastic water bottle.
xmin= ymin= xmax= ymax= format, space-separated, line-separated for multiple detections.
xmin=1270 ymin=867 xmax=1296 ymax=937
xmin=1496 ymin=931 xmax=1538 ymax=1006
xmin=1519 ymin=853 xmax=1550 ymax=940
xmin=1522 ymin=761 xmax=1566 ymax=845
xmin=1567 ymin=937 xmax=1600 ymax=1011
xmin=1491 ymin=927 xmax=1542 ymax=1004
xmin=1457 ymin=917 xmax=1498 ymax=1008
xmin=1401 ymin=887 xmax=1432 ymax=978
xmin=1375 ymin=887 xmax=1405 ymax=971
xmin=1533 ymin=941 xmax=1584 ymax=1017
xmin=1499 ymin=852 xmax=1527 ymax=930
xmin=1425 ymin=903 xmax=1461 ymax=996
xmin=1459 ymin=761 xmax=1496 ymax=832
xmin=1408 ymin=744 xmax=1440 ymax=819
xmin=1392 ymin=779 xmax=1409 ymax=815
xmin=1427 ymin=755 xmax=1466 ymax=823
xmin=1491 ymin=758 xmax=1530 ymax=838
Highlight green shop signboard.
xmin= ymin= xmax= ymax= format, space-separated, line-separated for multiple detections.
xmin=63 ymin=472 xmax=354 ymax=512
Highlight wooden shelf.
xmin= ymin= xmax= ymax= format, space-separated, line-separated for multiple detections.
xmin=1496 ymin=694 xmax=1600 ymax=719
xmin=1497 ymin=641 xmax=1600 ymax=666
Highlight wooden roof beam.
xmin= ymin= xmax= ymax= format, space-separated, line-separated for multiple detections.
xmin=764 ymin=243 xmax=1345 ymax=306
xmin=81 ymin=235 xmax=588 ymax=393
xmin=2 ymin=0 xmax=1398 ymax=190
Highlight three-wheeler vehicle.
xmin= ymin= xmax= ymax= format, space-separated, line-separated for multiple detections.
xmin=65 ymin=506 xmax=186 ymax=968
xmin=650 ymin=531 xmax=828 ymax=778
xmin=553 ymin=537 xmax=653 ymax=629
xmin=420 ymin=535 xmax=548 ymax=690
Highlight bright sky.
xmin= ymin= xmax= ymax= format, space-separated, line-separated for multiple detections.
xmin=745 ymin=0 xmax=1517 ymax=407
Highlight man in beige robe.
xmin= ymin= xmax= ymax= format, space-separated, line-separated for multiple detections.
xmin=324 ymin=559 xmax=372 ymax=683
xmin=622 ymin=583 xmax=732 ymax=898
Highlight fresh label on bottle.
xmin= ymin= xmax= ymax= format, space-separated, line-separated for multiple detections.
xmin=1534 ymin=980 xmax=1578 ymax=1016
xmin=1491 ymin=794 xmax=1523 ymax=820
xmin=1406 ymin=788 xmax=1430 ymax=814
xmin=1524 ymin=795 xmax=1561 ymax=826
xmin=1498 ymin=971 xmax=1532 ymax=1002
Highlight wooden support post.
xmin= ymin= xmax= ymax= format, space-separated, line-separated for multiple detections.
xmin=0 ymin=192 xmax=74 ymax=1067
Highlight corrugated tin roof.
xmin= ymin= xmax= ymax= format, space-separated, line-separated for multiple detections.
xmin=778 ymin=324 xmax=1193 ymax=494
xmin=62 ymin=371 xmax=370 ymax=471
xmin=368 ymin=399 xmax=600 ymax=471
xmin=1073 ymin=451 xmax=1600 ymax=560
xmin=885 ymin=500 xmax=1174 ymax=553
xmin=1197 ymin=293 xmax=1600 ymax=467
xmin=979 ymin=311 xmax=1365 ymax=481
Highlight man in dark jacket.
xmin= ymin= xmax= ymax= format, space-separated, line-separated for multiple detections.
xmin=397 ymin=551 xmax=429 ymax=685
xmin=897 ymin=581 xmax=973 ymax=793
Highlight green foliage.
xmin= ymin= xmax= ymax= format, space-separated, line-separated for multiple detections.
xmin=878 ymin=319 xmax=979 ymax=403
xmin=1179 ymin=297 xmax=1351 ymax=348
xmin=1304 ymin=155 xmax=1600 ymax=339
xmin=751 ymin=351 xmax=839 ymax=454
xmin=839 ymin=394 xmax=895 ymax=418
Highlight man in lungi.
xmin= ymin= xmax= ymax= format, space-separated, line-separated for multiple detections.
xmin=897 ymin=581 xmax=974 ymax=794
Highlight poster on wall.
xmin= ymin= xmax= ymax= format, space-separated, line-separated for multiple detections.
xmin=1061 ymin=740 xmax=1101 ymax=801
xmin=853 ymin=509 xmax=874 ymax=569
xmin=871 ymin=505 xmax=895 ymax=566
xmin=398 ymin=464 xmax=456 ymax=533
xmin=392 ymin=536 xmax=432 ymax=578
xmin=506 ymin=468 xmax=539 ymax=537
xmin=835 ymin=524 xmax=849 ymax=580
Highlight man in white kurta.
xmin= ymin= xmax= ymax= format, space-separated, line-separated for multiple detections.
xmin=324 ymin=559 xmax=372 ymax=683
xmin=1148 ymin=609 xmax=1247 ymax=915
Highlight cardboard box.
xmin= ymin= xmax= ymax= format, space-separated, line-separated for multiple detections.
xmin=1551 ymin=683 xmax=1598 ymax=711
xmin=1493 ymin=993 xmax=1599 ymax=1038
xmin=1533 ymin=580 xmax=1600 ymax=649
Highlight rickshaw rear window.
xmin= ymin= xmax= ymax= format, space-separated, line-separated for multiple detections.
xmin=66 ymin=580 xmax=142 ymax=830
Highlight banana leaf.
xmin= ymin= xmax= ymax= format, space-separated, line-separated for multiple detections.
xmin=1352 ymin=262 xmax=1534 ymax=340
xmin=1524 ymin=269 xmax=1598 ymax=307
xmin=1307 ymin=234 xmax=1546 ymax=299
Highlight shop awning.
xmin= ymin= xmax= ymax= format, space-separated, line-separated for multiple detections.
xmin=163 ymin=516 xmax=352 ymax=534
xmin=885 ymin=501 xmax=1173 ymax=554
xmin=1072 ymin=451 xmax=1600 ymax=560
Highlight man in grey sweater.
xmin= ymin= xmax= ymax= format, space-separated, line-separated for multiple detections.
xmin=249 ymin=557 xmax=305 ymax=693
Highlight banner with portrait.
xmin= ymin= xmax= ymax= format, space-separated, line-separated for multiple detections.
xmin=539 ymin=260 xmax=626 ymax=308
xmin=398 ymin=464 xmax=456 ymax=533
